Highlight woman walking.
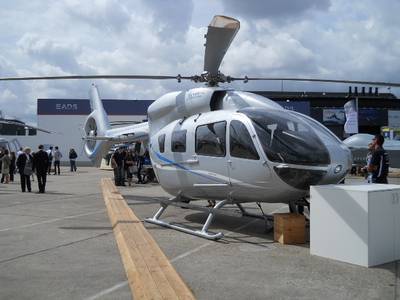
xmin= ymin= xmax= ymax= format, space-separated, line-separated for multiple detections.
xmin=9 ymin=152 xmax=16 ymax=182
xmin=1 ymin=149 xmax=11 ymax=184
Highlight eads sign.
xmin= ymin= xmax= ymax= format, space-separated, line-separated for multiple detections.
xmin=56 ymin=103 xmax=78 ymax=111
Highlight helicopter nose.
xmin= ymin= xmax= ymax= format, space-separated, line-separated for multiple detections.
xmin=322 ymin=143 xmax=352 ymax=184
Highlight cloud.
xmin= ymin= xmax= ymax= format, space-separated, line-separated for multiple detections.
xmin=17 ymin=34 xmax=81 ymax=73
xmin=62 ymin=0 xmax=131 ymax=33
xmin=0 ymin=0 xmax=399 ymax=125
xmin=140 ymin=0 xmax=194 ymax=41
xmin=221 ymin=0 xmax=331 ymax=20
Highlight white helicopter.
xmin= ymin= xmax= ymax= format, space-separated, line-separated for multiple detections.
xmin=2 ymin=15 xmax=400 ymax=239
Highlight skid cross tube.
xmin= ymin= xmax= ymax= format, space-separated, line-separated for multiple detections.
xmin=236 ymin=203 xmax=274 ymax=221
xmin=145 ymin=198 xmax=229 ymax=240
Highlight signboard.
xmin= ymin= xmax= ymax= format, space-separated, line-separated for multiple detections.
xmin=322 ymin=109 xmax=345 ymax=125
xmin=388 ymin=110 xmax=400 ymax=128
xmin=344 ymin=99 xmax=358 ymax=134
xmin=276 ymin=101 xmax=310 ymax=116
xmin=38 ymin=99 xmax=154 ymax=115
xmin=358 ymin=108 xmax=387 ymax=126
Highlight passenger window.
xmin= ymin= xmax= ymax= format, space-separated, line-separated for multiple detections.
xmin=158 ymin=134 xmax=165 ymax=153
xmin=195 ymin=121 xmax=226 ymax=157
xmin=230 ymin=120 xmax=259 ymax=160
xmin=171 ymin=130 xmax=187 ymax=152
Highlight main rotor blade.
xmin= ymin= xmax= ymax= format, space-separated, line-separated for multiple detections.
xmin=231 ymin=77 xmax=400 ymax=88
xmin=0 ymin=120 xmax=53 ymax=133
xmin=0 ymin=74 xmax=191 ymax=81
xmin=204 ymin=15 xmax=240 ymax=76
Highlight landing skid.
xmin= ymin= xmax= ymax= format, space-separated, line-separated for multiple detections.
xmin=145 ymin=198 xmax=278 ymax=240
xmin=236 ymin=203 xmax=273 ymax=221
xmin=145 ymin=197 xmax=229 ymax=240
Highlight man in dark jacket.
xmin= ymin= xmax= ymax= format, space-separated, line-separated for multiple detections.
xmin=367 ymin=134 xmax=389 ymax=184
xmin=47 ymin=146 xmax=53 ymax=175
xmin=34 ymin=144 xmax=49 ymax=193
xmin=16 ymin=147 xmax=33 ymax=192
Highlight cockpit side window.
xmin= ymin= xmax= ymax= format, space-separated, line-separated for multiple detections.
xmin=196 ymin=121 xmax=226 ymax=157
xmin=171 ymin=130 xmax=187 ymax=152
xmin=229 ymin=120 xmax=259 ymax=160
xmin=158 ymin=134 xmax=166 ymax=153
xmin=240 ymin=108 xmax=330 ymax=166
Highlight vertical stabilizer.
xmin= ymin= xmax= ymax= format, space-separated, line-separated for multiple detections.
xmin=83 ymin=85 xmax=112 ymax=166
xmin=89 ymin=84 xmax=110 ymax=132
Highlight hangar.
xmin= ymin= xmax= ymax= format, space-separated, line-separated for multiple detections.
xmin=255 ymin=88 xmax=399 ymax=139
xmin=35 ymin=98 xmax=152 ymax=165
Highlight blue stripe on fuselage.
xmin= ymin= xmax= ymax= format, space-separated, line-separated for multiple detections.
xmin=152 ymin=151 xmax=227 ymax=184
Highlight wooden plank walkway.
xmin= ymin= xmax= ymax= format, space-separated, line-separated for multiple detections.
xmin=101 ymin=178 xmax=196 ymax=300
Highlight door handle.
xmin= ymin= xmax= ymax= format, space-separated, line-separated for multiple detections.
xmin=275 ymin=164 xmax=289 ymax=169
xmin=183 ymin=159 xmax=199 ymax=165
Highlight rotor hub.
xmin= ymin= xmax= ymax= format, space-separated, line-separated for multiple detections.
xmin=190 ymin=71 xmax=233 ymax=87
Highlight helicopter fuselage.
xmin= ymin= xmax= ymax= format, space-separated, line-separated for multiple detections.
xmin=147 ymin=87 xmax=352 ymax=203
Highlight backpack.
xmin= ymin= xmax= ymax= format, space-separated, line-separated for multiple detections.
xmin=70 ymin=151 xmax=77 ymax=159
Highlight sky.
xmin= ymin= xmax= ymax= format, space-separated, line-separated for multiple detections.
xmin=0 ymin=0 xmax=399 ymax=124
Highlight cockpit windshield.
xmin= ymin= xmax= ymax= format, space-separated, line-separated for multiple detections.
xmin=240 ymin=108 xmax=330 ymax=166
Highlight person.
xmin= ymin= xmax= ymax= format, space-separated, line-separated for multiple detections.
xmin=9 ymin=151 xmax=16 ymax=182
xmin=0 ymin=147 xmax=4 ymax=183
xmin=69 ymin=148 xmax=78 ymax=172
xmin=30 ymin=151 xmax=36 ymax=182
xmin=361 ymin=143 xmax=374 ymax=183
xmin=16 ymin=147 xmax=33 ymax=192
xmin=367 ymin=134 xmax=389 ymax=184
xmin=16 ymin=147 xmax=24 ymax=174
xmin=47 ymin=146 xmax=53 ymax=175
xmin=1 ymin=149 xmax=11 ymax=184
xmin=124 ymin=150 xmax=136 ymax=186
xmin=111 ymin=147 xmax=125 ymax=186
xmin=53 ymin=146 xmax=62 ymax=175
xmin=33 ymin=145 xmax=49 ymax=193
xmin=142 ymin=150 xmax=155 ymax=183
xmin=16 ymin=147 xmax=23 ymax=158
xmin=136 ymin=149 xmax=145 ymax=184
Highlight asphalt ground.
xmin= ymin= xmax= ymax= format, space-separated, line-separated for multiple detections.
xmin=1 ymin=167 xmax=399 ymax=300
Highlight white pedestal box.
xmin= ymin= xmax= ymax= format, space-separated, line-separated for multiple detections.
xmin=310 ymin=184 xmax=400 ymax=267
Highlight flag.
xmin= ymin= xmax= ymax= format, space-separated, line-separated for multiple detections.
xmin=344 ymin=99 xmax=358 ymax=134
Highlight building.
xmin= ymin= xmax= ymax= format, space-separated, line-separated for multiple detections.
xmin=255 ymin=89 xmax=399 ymax=139
xmin=34 ymin=98 xmax=153 ymax=165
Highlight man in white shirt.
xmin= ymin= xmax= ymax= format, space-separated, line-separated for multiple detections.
xmin=53 ymin=146 xmax=62 ymax=175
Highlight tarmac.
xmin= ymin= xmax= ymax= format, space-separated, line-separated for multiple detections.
xmin=0 ymin=167 xmax=399 ymax=300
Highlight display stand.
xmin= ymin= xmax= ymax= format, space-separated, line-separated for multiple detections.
xmin=310 ymin=184 xmax=400 ymax=267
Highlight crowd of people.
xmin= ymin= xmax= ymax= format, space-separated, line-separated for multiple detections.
xmin=110 ymin=146 xmax=154 ymax=186
xmin=0 ymin=145 xmax=79 ymax=193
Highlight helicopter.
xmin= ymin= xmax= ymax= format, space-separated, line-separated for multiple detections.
xmin=0 ymin=117 xmax=53 ymax=153
xmin=1 ymin=15 xmax=400 ymax=240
